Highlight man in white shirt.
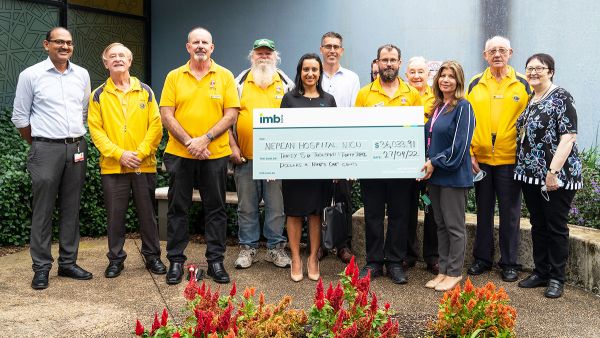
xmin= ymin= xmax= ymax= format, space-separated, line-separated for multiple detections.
xmin=319 ymin=31 xmax=360 ymax=263
xmin=12 ymin=27 xmax=92 ymax=290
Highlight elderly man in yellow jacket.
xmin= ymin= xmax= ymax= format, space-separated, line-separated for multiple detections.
xmin=466 ymin=36 xmax=530 ymax=282
xmin=88 ymin=42 xmax=166 ymax=279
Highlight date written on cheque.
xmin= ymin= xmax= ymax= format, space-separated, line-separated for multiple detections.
xmin=373 ymin=150 xmax=419 ymax=160
xmin=373 ymin=140 xmax=416 ymax=149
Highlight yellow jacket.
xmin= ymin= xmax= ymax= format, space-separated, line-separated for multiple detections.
xmin=88 ymin=77 xmax=162 ymax=174
xmin=466 ymin=66 xmax=530 ymax=165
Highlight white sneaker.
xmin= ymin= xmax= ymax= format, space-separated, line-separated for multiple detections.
xmin=234 ymin=245 xmax=258 ymax=269
xmin=265 ymin=243 xmax=291 ymax=268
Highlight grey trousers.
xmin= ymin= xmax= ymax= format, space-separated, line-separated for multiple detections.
xmin=27 ymin=139 xmax=87 ymax=272
xmin=428 ymin=184 xmax=468 ymax=277
xmin=101 ymin=173 xmax=161 ymax=263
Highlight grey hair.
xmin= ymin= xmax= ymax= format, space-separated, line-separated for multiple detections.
xmin=406 ymin=56 xmax=428 ymax=69
xmin=485 ymin=36 xmax=511 ymax=51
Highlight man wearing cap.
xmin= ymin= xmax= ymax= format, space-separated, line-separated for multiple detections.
xmin=318 ymin=31 xmax=360 ymax=264
xmin=229 ymin=38 xmax=294 ymax=270
xmin=160 ymin=27 xmax=240 ymax=285
xmin=12 ymin=27 xmax=92 ymax=289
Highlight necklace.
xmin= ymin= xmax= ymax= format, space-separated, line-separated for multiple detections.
xmin=531 ymin=83 xmax=553 ymax=103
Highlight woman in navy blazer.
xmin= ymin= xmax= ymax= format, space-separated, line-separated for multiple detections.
xmin=418 ymin=60 xmax=475 ymax=291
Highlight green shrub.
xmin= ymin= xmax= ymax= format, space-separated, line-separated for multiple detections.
xmin=568 ymin=147 xmax=600 ymax=229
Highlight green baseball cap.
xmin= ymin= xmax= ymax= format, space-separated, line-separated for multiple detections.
xmin=253 ymin=38 xmax=276 ymax=50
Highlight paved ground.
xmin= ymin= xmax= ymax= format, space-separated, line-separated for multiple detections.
xmin=1 ymin=238 xmax=599 ymax=337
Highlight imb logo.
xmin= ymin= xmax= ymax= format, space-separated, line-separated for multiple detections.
xmin=259 ymin=114 xmax=284 ymax=124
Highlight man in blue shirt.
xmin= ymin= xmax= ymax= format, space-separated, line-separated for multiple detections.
xmin=12 ymin=27 xmax=92 ymax=290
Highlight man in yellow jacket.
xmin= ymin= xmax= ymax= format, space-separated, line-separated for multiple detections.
xmin=466 ymin=36 xmax=530 ymax=282
xmin=88 ymin=42 xmax=165 ymax=279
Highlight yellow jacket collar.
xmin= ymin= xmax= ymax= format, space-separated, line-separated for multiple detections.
xmin=104 ymin=76 xmax=141 ymax=93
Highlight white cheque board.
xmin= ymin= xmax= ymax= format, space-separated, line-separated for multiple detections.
xmin=253 ymin=106 xmax=425 ymax=179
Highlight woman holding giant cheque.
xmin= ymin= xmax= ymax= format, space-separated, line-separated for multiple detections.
xmin=419 ymin=60 xmax=475 ymax=292
xmin=514 ymin=53 xmax=582 ymax=299
xmin=280 ymin=53 xmax=336 ymax=282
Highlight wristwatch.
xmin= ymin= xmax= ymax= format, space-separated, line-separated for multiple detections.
xmin=206 ymin=132 xmax=214 ymax=141
xmin=549 ymin=169 xmax=559 ymax=175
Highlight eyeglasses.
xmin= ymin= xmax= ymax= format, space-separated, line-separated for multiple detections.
xmin=321 ymin=44 xmax=341 ymax=51
xmin=379 ymin=58 xmax=399 ymax=65
xmin=540 ymin=178 xmax=564 ymax=202
xmin=48 ymin=39 xmax=74 ymax=47
xmin=473 ymin=170 xmax=487 ymax=182
xmin=525 ymin=66 xmax=549 ymax=74
xmin=486 ymin=48 xmax=508 ymax=55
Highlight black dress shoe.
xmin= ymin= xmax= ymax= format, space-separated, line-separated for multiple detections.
xmin=146 ymin=258 xmax=167 ymax=275
xmin=426 ymin=262 xmax=440 ymax=275
xmin=467 ymin=260 xmax=491 ymax=275
xmin=501 ymin=268 xmax=519 ymax=282
xmin=337 ymin=247 xmax=353 ymax=264
xmin=58 ymin=264 xmax=93 ymax=280
xmin=104 ymin=262 xmax=124 ymax=278
xmin=207 ymin=262 xmax=230 ymax=284
xmin=518 ymin=274 xmax=548 ymax=288
xmin=31 ymin=271 xmax=49 ymax=290
xmin=544 ymin=279 xmax=564 ymax=298
xmin=387 ymin=264 xmax=408 ymax=284
xmin=359 ymin=264 xmax=383 ymax=279
xmin=166 ymin=262 xmax=184 ymax=285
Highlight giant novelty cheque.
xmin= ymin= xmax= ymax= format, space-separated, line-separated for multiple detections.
xmin=252 ymin=107 xmax=425 ymax=179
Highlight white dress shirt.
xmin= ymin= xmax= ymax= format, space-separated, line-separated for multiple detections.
xmin=321 ymin=65 xmax=360 ymax=108
xmin=12 ymin=57 xmax=91 ymax=138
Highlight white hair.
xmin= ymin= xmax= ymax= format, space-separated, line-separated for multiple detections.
xmin=485 ymin=36 xmax=511 ymax=51
xmin=247 ymin=49 xmax=281 ymax=66
xmin=406 ymin=56 xmax=429 ymax=69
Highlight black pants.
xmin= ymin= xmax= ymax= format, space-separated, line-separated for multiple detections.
xmin=407 ymin=181 xmax=438 ymax=266
xmin=473 ymin=163 xmax=521 ymax=269
xmin=27 ymin=139 xmax=87 ymax=272
xmin=332 ymin=180 xmax=353 ymax=250
xmin=522 ymin=183 xmax=575 ymax=283
xmin=163 ymin=154 xmax=228 ymax=264
xmin=101 ymin=173 xmax=161 ymax=263
xmin=360 ymin=178 xmax=413 ymax=265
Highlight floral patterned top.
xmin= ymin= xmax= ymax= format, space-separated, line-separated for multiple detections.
xmin=514 ymin=86 xmax=582 ymax=190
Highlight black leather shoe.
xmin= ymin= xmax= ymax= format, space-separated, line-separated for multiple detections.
xmin=501 ymin=268 xmax=519 ymax=282
xmin=58 ymin=264 xmax=93 ymax=280
xmin=146 ymin=258 xmax=167 ymax=275
xmin=467 ymin=260 xmax=491 ymax=275
xmin=518 ymin=274 xmax=549 ymax=288
xmin=166 ymin=262 xmax=184 ymax=285
xmin=207 ymin=262 xmax=230 ymax=284
xmin=31 ymin=271 xmax=49 ymax=290
xmin=544 ymin=279 xmax=564 ymax=298
xmin=359 ymin=264 xmax=383 ymax=279
xmin=387 ymin=264 xmax=408 ymax=284
xmin=104 ymin=262 xmax=124 ymax=278
xmin=426 ymin=262 xmax=440 ymax=275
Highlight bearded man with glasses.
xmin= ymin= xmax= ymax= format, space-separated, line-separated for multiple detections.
xmin=466 ymin=36 xmax=531 ymax=283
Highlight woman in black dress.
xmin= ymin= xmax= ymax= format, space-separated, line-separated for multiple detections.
xmin=280 ymin=53 xmax=336 ymax=282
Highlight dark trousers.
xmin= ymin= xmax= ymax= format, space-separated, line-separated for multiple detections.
xmin=473 ymin=163 xmax=521 ymax=268
xmin=27 ymin=139 xmax=87 ymax=272
xmin=332 ymin=180 xmax=353 ymax=250
xmin=163 ymin=154 xmax=228 ymax=264
xmin=429 ymin=184 xmax=468 ymax=277
xmin=522 ymin=183 xmax=575 ymax=283
xmin=407 ymin=181 xmax=438 ymax=265
xmin=101 ymin=173 xmax=161 ymax=263
xmin=360 ymin=178 xmax=413 ymax=265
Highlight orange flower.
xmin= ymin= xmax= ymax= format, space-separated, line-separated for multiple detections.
xmin=466 ymin=298 xmax=477 ymax=311
xmin=464 ymin=277 xmax=474 ymax=293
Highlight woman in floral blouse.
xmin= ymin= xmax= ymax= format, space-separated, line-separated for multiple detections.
xmin=514 ymin=53 xmax=582 ymax=299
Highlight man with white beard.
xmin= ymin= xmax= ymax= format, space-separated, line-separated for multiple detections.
xmin=229 ymin=39 xmax=294 ymax=269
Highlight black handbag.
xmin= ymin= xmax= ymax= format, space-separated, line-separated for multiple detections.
xmin=321 ymin=183 xmax=348 ymax=250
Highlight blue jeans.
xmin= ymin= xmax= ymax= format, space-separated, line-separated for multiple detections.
xmin=234 ymin=160 xmax=286 ymax=249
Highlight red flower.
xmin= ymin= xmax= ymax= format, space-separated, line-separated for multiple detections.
xmin=217 ymin=304 xmax=234 ymax=331
xmin=198 ymin=281 xmax=207 ymax=298
xmin=370 ymin=292 xmax=378 ymax=313
xmin=172 ymin=333 xmax=181 ymax=338
xmin=315 ymin=278 xmax=325 ymax=303
xmin=384 ymin=302 xmax=391 ymax=311
xmin=151 ymin=312 xmax=160 ymax=334
xmin=183 ymin=271 xmax=199 ymax=301
xmin=229 ymin=281 xmax=237 ymax=297
xmin=134 ymin=319 xmax=145 ymax=336
xmin=345 ymin=256 xmax=356 ymax=276
xmin=316 ymin=298 xmax=326 ymax=310
xmin=161 ymin=308 xmax=168 ymax=327
xmin=326 ymin=281 xmax=334 ymax=301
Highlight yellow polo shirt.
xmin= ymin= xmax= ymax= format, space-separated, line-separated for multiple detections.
xmin=236 ymin=72 xmax=285 ymax=159
xmin=355 ymin=77 xmax=422 ymax=107
xmin=160 ymin=60 xmax=240 ymax=159
xmin=421 ymin=85 xmax=435 ymax=122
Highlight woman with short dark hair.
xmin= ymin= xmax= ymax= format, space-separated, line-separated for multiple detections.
xmin=515 ymin=53 xmax=582 ymax=298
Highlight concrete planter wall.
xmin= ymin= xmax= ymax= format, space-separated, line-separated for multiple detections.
xmin=351 ymin=208 xmax=600 ymax=296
